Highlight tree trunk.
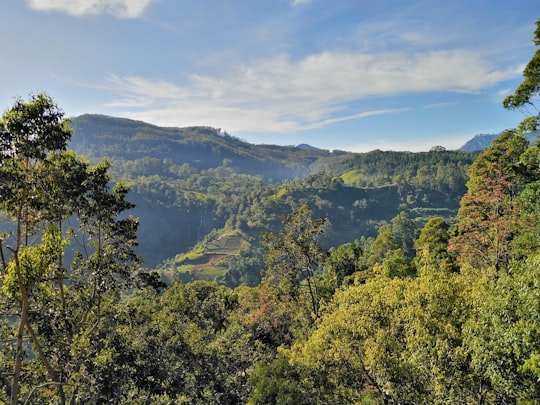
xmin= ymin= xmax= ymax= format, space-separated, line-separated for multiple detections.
xmin=10 ymin=294 xmax=27 ymax=405
xmin=10 ymin=202 xmax=26 ymax=405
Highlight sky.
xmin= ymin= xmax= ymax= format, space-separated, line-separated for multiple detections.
xmin=1 ymin=1 xmax=539 ymax=152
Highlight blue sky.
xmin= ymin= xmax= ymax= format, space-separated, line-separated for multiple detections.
xmin=1 ymin=0 xmax=538 ymax=152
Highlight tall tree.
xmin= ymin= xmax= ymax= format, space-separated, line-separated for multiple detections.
xmin=448 ymin=130 xmax=529 ymax=271
xmin=413 ymin=216 xmax=456 ymax=275
xmin=510 ymin=130 xmax=540 ymax=258
xmin=462 ymin=253 xmax=540 ymax=402
xmin=261 ymin=204 xmax=327 ymax=320
xmin=390 ymin=211 xmax=417 ymax=258
xmin=0 ymin=94 xmax=140 ymax=404
xmin=0 ymin=94 xmax=73 ymax=403
xmin=289 ymin=270 xmax=483 ymax=404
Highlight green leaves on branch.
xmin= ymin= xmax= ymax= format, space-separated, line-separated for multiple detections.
xmin=262 ymin=204 xmax=327 ymax=320
xmin=2 ymin=225 xmax=66 ymax=298
xmin=0 ymin=93 xmax=72 ymax=160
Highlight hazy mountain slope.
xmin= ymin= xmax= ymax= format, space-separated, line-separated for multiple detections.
xmin=70 ymin=114 xmax=332 ymax=180
xmin=459 ymin=134 xmax=499 ymax=151
xmin=460 ymin=131 xmax=540 ymax=151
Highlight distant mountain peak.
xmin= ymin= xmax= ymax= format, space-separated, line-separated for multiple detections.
xmin=296 ymin=143 xmax=321 ymax=150
xmin=459 ymin=134 xmax=498 ymax=151
xmin=459 ymin=131 xmax=540 ymax=151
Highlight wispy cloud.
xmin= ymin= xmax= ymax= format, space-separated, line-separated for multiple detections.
xmin=102 ymin=49 xmax=521 ymax=133
xmin=26 ymin=0 xmax=153 ymax=18
xmin=303 ymin=108 xmax=411 ymax=130
xmin=423 ymin=101 xmax=459 ymax=109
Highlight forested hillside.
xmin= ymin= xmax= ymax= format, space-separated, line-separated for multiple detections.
xmin=69 ymin=115 xmax=477 ymax=275
xmin=2 ymin=17 xmax=540 ymax=405
xmin=70 ymin=114 xmax=332 ymax=179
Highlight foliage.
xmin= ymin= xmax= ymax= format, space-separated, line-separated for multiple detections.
xmin=0 ymin=94 xmax=141 ymax=404
xmin=413 ymin=216 xmax=457 ymax=275
xmin=448 ymin=130 xmax=530 ymax=271
xmin=261 ymin=205 xmax=327 ymax=320
xmin=285 ymin=262 xmax=540 ymax=403
xmin=462 ymin=255 xmax=540 ymax=402
xmin=112 ymin=281 xmax=254 ymax=404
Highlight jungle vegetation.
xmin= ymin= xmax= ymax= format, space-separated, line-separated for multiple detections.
xmin=1 ymin=17 xmax=540 ymax=405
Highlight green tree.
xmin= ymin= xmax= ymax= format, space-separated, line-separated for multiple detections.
xmin=390 ymin=211 xmax=417 ymax=259
xmin=288 ymin=276 xmax=409 ymax=403
xmin=0 ymin=94 xmax=73 ymax=403
xmin=113 ymin=281 xmax=257 ymax=404
xmin=413 ymin=217 xmax=456 ymax=275
xmin=462 ymin=254 xmax=540 ymax=402
xmin=248 ymin=350 xmax=306 ymax=405
xmin=0 ymin=94 xmax=140 ymax=404
xmin=323 ymin=240 xmax=363 ymax=289
xmin=289 ymin=271 xmax=481 ymax=404
xmin=367 ymin=224 xmax=395 ymax=267
xmin=261 ymin=204 xmax=327 ymax=320
xmin=377 ymin=248 xmax=414 ymax=278
xmin=511 ymin=140 xmax=540 ymax=258
xmin=367 ymin=212 xmax=416 ymax=278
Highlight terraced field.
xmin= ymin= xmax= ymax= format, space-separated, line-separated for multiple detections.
xmin=172 ymin=231 xmax=248 ymax=283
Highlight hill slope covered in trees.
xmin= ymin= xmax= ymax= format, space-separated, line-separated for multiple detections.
xmin=69 ymin=114 xmax=478 ymax=276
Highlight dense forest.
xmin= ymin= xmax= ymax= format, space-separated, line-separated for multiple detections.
xmin=68 ymin=114 xmax=477 ymax=280
xmin=1 ymin=17 xmax=540 ymax=405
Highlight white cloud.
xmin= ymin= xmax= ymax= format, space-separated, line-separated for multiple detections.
xmin=102 ymin=49 xmax=521 ymax=133
xmin=26 ymin=0 xmax=153 ymax=18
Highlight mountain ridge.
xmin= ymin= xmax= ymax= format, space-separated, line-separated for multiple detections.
xmin=73 ymin=113 xmax=536 ymax=155
xmin=70 ymin=114 xmax=333 ymax=180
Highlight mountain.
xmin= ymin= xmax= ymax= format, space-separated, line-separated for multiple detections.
xmin=459 ymin=134 xmax=499 ymax=151
xmin=70 ymin=114 xmax=331 ymax=180
xmin=295 ymin=143 xmax=322 ymax=150
xmin=460 ymin=131 xmax=540 ymax=151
